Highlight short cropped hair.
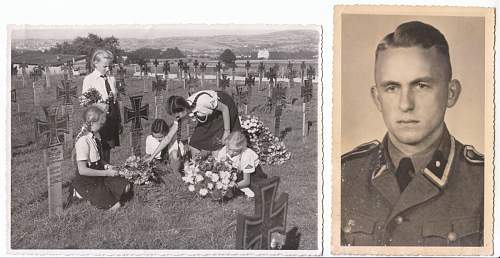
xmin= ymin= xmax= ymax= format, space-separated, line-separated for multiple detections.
xmin=91 ymin=49 xmax=114 ymax=68
xmin=375 ymin=21 xmax=452 ymax=80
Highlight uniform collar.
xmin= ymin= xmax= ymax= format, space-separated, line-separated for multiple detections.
xmin=372 ymin=126 xmax=455 ymax=189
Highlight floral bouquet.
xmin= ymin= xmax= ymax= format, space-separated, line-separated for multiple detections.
xmin=117 ymin=155 xmax=163 ymax=185
xmin=240 ymin=115 xmax=292 ymax=165
xmin=79 ymin=88 xmax=104 ymax=107
xmin=181 ymin=155 xmax=239 ymax=201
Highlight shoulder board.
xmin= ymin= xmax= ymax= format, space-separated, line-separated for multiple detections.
xmin=341 ymin=140 xmax=380 ymax=162
xmin=463 ymin=145 xmax=484 ymax=164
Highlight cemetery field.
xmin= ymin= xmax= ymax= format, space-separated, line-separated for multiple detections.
xmin=10 ymin=74 xmax=319 ymax=250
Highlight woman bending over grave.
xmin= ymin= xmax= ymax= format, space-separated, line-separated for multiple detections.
xmin=69 ymin=104 xmax=131 ymax=211
xmin=82 ymin=49 xmax=122 ymax=163
xmin=146 ymin=90 xmax=241 ymax=160
xmin=145 ymin=119 xmax=184 ymax=174
xmin=215 ymin=131 xmax=267 ymax=198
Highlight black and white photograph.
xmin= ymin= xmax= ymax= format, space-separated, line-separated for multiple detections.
xmin=8 ymin=24 xmax=322 ymax=253
xmin=332 ymin=5 xmax=494 ymax=256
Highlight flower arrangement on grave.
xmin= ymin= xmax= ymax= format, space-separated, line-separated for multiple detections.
xmin=181 ymin=155 xmax=239 ymax=201
xmin=79 ymin=88 xmax=104 ymax=107
xmin=117 ymin=155 xmax=164 ymax=185
xmin=240 ymin=115 xmax=292 ymax=165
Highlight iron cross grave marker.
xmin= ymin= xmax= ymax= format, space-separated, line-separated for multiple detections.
xmin=236 ymin=176 xmax=288 ymax=249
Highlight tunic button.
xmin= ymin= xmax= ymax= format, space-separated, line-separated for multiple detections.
xmin=436 ymin=161 xmax=441 ymax=167
xmin=448 ymin=232 xmax=457 ymax=242
xmin=394 ymin=216 xmax=404 ymax=225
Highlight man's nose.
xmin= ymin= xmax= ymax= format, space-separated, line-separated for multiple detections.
xmin=399 ymin=87 xmax=415 ymax=112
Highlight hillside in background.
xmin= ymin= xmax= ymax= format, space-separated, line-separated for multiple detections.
xmin=12 ymin=30 xmax=320 ymax=56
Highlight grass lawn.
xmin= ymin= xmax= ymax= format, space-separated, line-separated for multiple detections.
xmin=10 ymin=73 xmax=319 ymax=250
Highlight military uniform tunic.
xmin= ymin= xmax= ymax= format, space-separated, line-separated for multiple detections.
xmin=341 ymin=128 xmax=484 ymax=246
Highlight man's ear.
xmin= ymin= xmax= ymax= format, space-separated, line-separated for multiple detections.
xmin=371 ymin=85 xmax=382 ymax=111
xmin=447 ymin=79 xmax=461 ymax=108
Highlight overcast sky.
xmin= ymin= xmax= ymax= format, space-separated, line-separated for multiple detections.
xmin=10 ymin=24 xmax=317 ymax=39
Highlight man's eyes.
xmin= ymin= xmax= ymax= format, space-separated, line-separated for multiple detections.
xmin=415 ymin=82 xmax=431 ymax=89
xmin=384 ymin=84 xmax=399 ymax=92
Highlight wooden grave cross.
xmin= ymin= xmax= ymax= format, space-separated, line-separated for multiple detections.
xmin=152 ymin=77 xmax=167 ymax=118
xmin=200 ymin=62 xmax=207 ymax=88
xmin=163 ymin=61 xmax=170 ymax=76
xmin=220 ymin=74 xmax=230 ymax=91
xmin=215 ymin=61 xmax=223 ymax=89
xmin=245 ymin=74 xmax=255 ymax=101
xmin=231 ymin=64 xmax=236 ymax=87
xmin=124 ymin=95 xmax=149 ymax=156
xmin=153 ymin=58 xmax=159 ymax=75
xmin=287 ymin=61 xmax=294 ymax=88
xmin=306 ymin=65 xmax=315 ymax=81
xmin=35 ymin=106 xmax=69 ymax=217
xmin=300 ymin=61 xmax=306 ymax=85
xmin=272 ymin=84 xmax=286 ymax=136
xmin=236 ymin=176 xmax=288 ymax=249
xmin=11 ymin=89 xmax=21 ymax=118
xmin=245 ymin=60 xmax=251 ymax=77
xmin=177 ymin=60 xmax=184 ymax=80
xmin=235 ymin=83 xmax=249 ymax=115
xmin=301 ymin=79 xmax=313 ymax=137
xmin=267 ymin=67 xmax=277 ymax=97
xmin=193 ymin=60 xmax=199 ymax=79
xmin=183 ymin=64 xmax=190 ymax=89
xmin=56 ymin=79 xmax=77 ymax=146
xmin=258 ymin=62 xmax=265 ymax=90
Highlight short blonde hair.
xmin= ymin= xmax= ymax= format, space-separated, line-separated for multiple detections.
xmin=91 ymin=49 xmax=114 ymax=68
xmin=225 ymin=131 xmax=247 ymax=151
xmin=83 ymin=105 xmax=106 ymax=124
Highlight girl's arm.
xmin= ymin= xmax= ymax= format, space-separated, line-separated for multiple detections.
xmin=215 ymin=102 xmax=231 ymax=140
xmin=77 ymin=160 xmax=117 ymax=177
xmin=236 ymin=173 xmax=251 ymax=188
xmin=147 ymin=121 xmax=179 ymax=161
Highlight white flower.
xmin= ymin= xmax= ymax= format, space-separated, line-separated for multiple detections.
xmin=207 ymin=182 xmax=214 ymax=190
xmin=181 ymin=176 xmax=189 ymax=183
xmin=205 ymin=171 xmax=213 ymax=177
xmin=216 ymin=181 xmax=223 ymax=189
xmin=231 ymin=173 xmax=238 ymax=180
xmin=220 ymin=170 xmax=230 ymax=179
xmin=195 ymin=174 xmax=204 ymax=182
xmin=199 ymin=188 xmax=208 ymax=196
xmin=221 ymin=178 xmax=230 ymax=185
xmin=188 ymin=185 xmax=195 ymax=192
xmin=211 ymin=174 xmax=220 ymax=182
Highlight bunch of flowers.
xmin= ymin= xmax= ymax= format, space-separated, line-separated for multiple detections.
xmin=117 ymin=155 xmax=162 ymax=185
xmin=181 ymin=155 xmax=239 ymax=201
xmin=240 ymin=115 xmax=292 ymax=165
xmin=79 ymin=88 xmax=104 ymax=107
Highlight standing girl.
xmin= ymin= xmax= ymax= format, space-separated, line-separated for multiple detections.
xmin=71 ymin=105 xmax=131 ymax=211
xmin=82 ymin=49 xmax=122 ymax=162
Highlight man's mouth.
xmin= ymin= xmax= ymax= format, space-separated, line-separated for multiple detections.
xmin=397 ymin=120 xmax=419 ymax=124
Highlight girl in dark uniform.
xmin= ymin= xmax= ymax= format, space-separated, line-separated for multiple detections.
xmin=71 ymin=105 xmax=131 ymax=211
xmin=146 ymin=90 xmax=240 ymax=160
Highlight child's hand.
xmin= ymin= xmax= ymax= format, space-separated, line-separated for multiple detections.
xmin=221 ymin=130 xmax=230 ymax=143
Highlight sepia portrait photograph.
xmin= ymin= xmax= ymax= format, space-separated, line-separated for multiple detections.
xmin=8 ymin=23 xmax=323 ymax=255
xmin=332 ymin=5 xmax=494 ymax=256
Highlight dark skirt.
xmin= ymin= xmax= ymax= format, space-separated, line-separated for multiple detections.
xmin=190 ymin=91 xmax=241 ymax=151
xmin=99 ymin=101 xmax=121 ymax=149
xmin=72 ymin=161 xmax=129 ymax=209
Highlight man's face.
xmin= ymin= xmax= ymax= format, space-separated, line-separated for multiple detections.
xmin=373 ymin=46 xmax=455 ymax=146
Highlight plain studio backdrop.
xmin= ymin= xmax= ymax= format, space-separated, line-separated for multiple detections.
xmin=341 ymin=14 xmax=485 ymax=154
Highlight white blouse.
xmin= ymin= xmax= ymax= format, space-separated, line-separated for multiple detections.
xmin=216 ymin=146 xmax=259 ymax=174
xmin=82 ymin=70 xmax=118 ymax=101
xmin=75 ymin=133 xmax=101 ymax=163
